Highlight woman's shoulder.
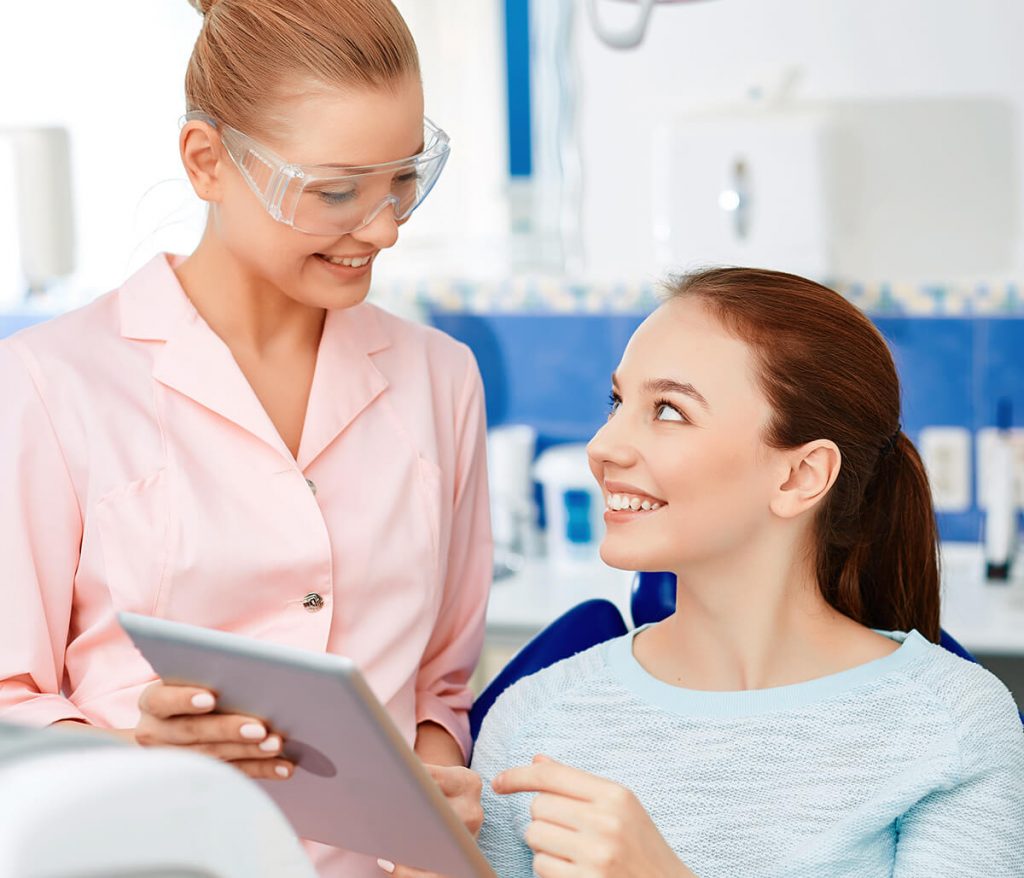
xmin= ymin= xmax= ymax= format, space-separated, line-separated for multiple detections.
xmin=362 ymin=301 xmax=473 ymax=366
xmin=358 ymin=302 xmax=482 ymax=410
xmin=896 ymin=632 xmax=1022 ymax=752
xmin=0 ymin=290 xmax=123 ymax=387
xmin=474 ymin=633 xmax=625 ymax=747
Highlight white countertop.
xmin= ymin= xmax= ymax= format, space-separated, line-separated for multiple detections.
xmin=485 ymin=542 xmax=1024 ymax=656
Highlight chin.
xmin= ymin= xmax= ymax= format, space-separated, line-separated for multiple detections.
xmin=600 ymin=539 xmax=659 ymax=572
xmin=307 ymin=278 xmax=373 ymax=310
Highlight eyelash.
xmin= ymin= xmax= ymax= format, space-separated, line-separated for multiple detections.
xmin=607 ymin=392 xmax=688 ymax=423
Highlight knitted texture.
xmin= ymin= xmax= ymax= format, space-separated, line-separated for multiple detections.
xmin=471 ymin=629 xmax=1024 ymax=878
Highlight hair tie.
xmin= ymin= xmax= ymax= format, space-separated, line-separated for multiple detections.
xmin=879 ymin=426 xmax=902 ymax=458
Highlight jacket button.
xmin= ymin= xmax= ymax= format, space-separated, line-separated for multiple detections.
xmin=305 ymin=478 xmax=318 ymax=496
xmin=302 ymin=592 xmax=325 ymax=612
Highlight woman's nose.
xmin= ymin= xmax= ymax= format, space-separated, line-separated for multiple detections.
xmin=587 ymin=417 xmax=636 ymax=469
xmin=352 ymin=201 xmax=401 ymax=250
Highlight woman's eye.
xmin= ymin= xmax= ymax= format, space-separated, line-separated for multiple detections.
xmin=656 ymin=402 xmax=685 ymax=422
xmin=316 ymin=188 xmax=357 ymax=206
xmin=392 ymin=171 xmax=420 ymax=194
xmin=607 ymin=392 xmax=622 ymax=417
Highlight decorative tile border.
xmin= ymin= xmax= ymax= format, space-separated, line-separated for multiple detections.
xmin=834 ymin=280 xmax=1024 ymax=316
xmin=375 ymin=277 xmax=1024 ymax=316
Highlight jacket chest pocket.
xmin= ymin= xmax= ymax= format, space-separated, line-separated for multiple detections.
xmin=95 ymin=469 xmax=171 ymax=616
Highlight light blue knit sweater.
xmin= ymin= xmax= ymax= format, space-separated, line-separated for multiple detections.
xmin=471 ymin=628 xmax=1024 ymax=877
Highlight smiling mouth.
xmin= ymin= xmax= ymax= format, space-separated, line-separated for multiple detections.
xmin=315 ymin=252 xmax=374 ymax=268
xmin=605 ymin=492 xmax=666 ymax=513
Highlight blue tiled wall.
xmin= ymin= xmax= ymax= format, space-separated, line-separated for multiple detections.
xmin=432 ymin=309 xmax=1024 ymax=543
xmin=4 ymin=306 xmax=1021 ymax=543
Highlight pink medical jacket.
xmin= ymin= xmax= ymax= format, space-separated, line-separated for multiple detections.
xmin=0 ymin=254 xmax=492 ymax=876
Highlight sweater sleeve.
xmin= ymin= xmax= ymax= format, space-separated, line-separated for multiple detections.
xmin=471 ymin=678 xmax=538 ymax=878
xmin=893 ymin=667 xmax=1024 ymax=877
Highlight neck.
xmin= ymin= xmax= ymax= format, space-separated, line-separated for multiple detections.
xmin=646 ymin=526 xmax=877 ymax=691
xmin=175 ymin=232 xmax=325 ymax=355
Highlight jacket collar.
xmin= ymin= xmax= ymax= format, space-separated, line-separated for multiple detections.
xmin=119 ymin=253 xmax=391 ymax=468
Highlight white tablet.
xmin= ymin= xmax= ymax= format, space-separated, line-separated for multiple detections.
xmin=118 ymin=612 xmax=496 ymax=878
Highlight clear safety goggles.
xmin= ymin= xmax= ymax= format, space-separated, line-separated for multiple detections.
xmin=181 ymin=111 xmax=450 ymax=236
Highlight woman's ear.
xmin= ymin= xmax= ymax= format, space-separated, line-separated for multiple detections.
xmin=179 ymin=121 xmax=224 ymax=203
xmin=770 ymin=440 xmax=841 ymax=520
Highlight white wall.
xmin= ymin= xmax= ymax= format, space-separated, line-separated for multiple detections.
xmin=0 ymin=2 xmax=203 ymax=304
xmin=4 ymin=0 xmax=1022 ymax=300
xmin=0 ymin=0 xmax=507 ymax=304
xmin=572 ymin=0 xmax=1024 ymax=281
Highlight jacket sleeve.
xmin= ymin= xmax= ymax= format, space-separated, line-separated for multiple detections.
xmin=0 ymin=339 xmax=88 ymax=726
xmin=414 ymin=348 xmax=493 ymax=761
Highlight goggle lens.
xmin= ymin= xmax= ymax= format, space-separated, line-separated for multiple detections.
xmin=290 ymin=152 xmax=446 ymax=235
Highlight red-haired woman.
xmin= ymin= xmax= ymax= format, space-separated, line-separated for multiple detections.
xmin=472 ymin=268 xmax=1023 ymax=878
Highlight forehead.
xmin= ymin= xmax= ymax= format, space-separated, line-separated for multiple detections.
xmin=619 ymin=297 xmax=763 ymax=405
xmin=263 ymin=76 xmax=426 ymax=166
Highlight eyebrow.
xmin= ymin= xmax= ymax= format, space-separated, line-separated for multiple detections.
xmin=317 ymin=140 xmax=427 ymax=171
xmin=611 ymin=373 xmax=711 ymax=412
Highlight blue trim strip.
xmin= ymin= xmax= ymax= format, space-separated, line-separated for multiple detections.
xmin=504 ymin=0 xmax=532 ymax=177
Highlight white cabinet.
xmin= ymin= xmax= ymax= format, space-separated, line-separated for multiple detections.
xmin=652 ymin=99 xmax=1017 ymax=282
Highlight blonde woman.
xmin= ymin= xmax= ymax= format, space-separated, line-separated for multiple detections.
xmin=0 ymin=2 xmax=490 ymax=874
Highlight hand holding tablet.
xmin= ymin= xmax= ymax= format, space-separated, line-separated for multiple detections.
xmin=135 ymin=679 xmax=296 ymax=780
xmin=119 ymin=612 xmax=496 ymax=878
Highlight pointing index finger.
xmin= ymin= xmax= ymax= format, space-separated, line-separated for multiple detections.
xmin=492 ymin=755 xmax=611 ymax=801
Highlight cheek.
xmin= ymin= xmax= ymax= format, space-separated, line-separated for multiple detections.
xmin=667 ymin=442 xmax=766 ymax=539
xmin=600 ymin=436 xmax=769 ymax=569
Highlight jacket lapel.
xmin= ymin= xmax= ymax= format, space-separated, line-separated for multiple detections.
xmin=296 ymin=302 xmax=390 ymax=471
xmin=119 ymin=254 xmax=393 ymax=467
xmin=120 ymin=254 xmax=295 ymax=460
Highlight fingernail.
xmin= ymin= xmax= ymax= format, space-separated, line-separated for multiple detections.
xmin=191 ymin=692 xmax=215 ymax=709
xmin=259 ymin=735 xmax=281 ymax=753
xmin=492 ymin=774 xmax=504 ymax=791
xmin=275 ymin=764 xmax=290 ymax=778
xmin=240 ymin=722 xmax=267 ymax=740
xmin=377 ymin=860 xmax=395 ymax=874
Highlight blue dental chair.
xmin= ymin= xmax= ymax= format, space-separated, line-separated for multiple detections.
xmin=469 ymin=571 xmax=1024 ymax=738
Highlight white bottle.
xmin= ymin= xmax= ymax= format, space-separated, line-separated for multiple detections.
xmin=984 ymin=399 xmax=1018 ymax=582
xmin=533 ymin=444 xmax=605 ymax=569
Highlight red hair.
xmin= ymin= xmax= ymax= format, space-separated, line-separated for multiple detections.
xmin=668 ymin=268 xmax=941 ymax=641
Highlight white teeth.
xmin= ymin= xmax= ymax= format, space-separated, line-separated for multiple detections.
xmin=605 ymin=493 xmax=662 ymax=512
xmin=323 ymin=254 xmax=372 ymax=267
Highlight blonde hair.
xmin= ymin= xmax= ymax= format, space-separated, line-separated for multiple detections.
xmin=184 ymin=0 xmax=420 ymax=136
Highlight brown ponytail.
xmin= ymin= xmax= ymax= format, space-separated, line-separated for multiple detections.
xmin=668 ymin=268 xmax=941 ymax=641
xmin=184 ymin=0 xmax=420 ymax=137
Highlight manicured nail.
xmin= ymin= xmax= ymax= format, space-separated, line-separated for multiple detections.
xmin=259 ymin=735 xmax=281 ymax=753
xmin=240 ymin=722 xmax=267 ymax=740
xmin=492 ymin=774 xmax=504 ymax=791
xmin=191 ymin=692 xmax=215 ymax=709
xmin=275 ymin=764 xmax=290 ymax=778
xmin=377 ymin=859 xmax=395 ymax=874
